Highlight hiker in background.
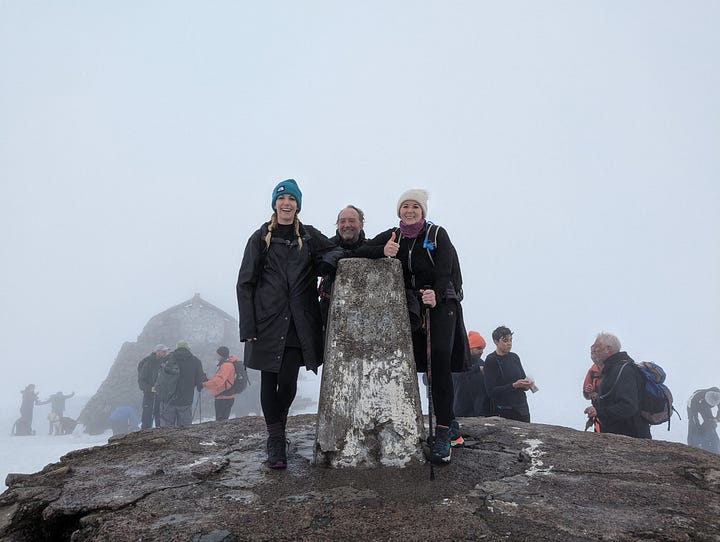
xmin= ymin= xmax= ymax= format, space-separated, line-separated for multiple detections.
xmin=687 ymin=387 xmax=720 ymax=454
xmin=355 ymin=188 xmax=471 ymax=465
xmin=203 ymin=346 xmax=239 ymax=421
xmin=37 ymin=391 xmax=75 ymax=435
xmin=137 ymin=344 xmax=170 ymax=429
xmin=109 ymin=405 xmax=139 ymax=436
xmin=14 ymin=384 xmax=39 ymax=436
xmin=484 ymin=326 xmax=534 ymax=423
xmin=318 ymin=204 xmax=368 ymax=329
xmin=583 ymin=332 xmax=651 ymax=439
xmin=237 ymin=179 xmax=344 ymax=469
xmin=583 ymin=360 xmax=604 ymax=432
xmin=154 ymin=340 xmax=206 ymax=427
xmin=453 ymin=331 xmax=492 ymax=417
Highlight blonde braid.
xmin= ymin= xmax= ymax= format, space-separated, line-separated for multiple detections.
xmin=294 ymin=216 xmax=302 ymax=251
xmin=264 ymin=214 xmax=277 ymax=250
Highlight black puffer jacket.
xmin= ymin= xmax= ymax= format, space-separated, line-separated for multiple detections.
xmin=357 ymin=223 xmax=470 ymax=373
xmin=594 ymin=352 xmax=651 ymax=438
xmin=357 ymin=225 xmax=455 ymax=302
xmin=236 ymin=222 xmax=343 ymax=373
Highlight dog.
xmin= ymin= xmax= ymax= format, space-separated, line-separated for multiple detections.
xmin=48 ymin=413 xmax=77 ymax=435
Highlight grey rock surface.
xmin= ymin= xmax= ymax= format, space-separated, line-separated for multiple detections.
xmin=1 ymin=415 xmax=719 ymax=541
xmin=315 ymin=258 xmax=425 ymax=468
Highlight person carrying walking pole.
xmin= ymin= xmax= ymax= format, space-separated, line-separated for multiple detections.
xmin=355 ymin=188 xmax=471 ymax=465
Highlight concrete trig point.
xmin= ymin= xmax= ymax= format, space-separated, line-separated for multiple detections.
xmin=314 ymin=258 xmax=425 ymax=468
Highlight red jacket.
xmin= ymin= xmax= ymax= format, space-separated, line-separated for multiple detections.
xmin=203 ymin=355 xmax=238 ymax=399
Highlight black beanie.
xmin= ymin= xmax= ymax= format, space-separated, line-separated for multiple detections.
xmin=216 ymin=346 xmax=230 ymax=358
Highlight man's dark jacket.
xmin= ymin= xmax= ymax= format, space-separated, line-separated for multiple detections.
xmin=594 ymin=351 xmax=651 ymax=439
xmin=138 ymin=353 xmax=162 ymax=393
xmin=319 ymin=230 xmax=367 ymax=327
xmin=159 ymin=347 xmax=206 ymax=407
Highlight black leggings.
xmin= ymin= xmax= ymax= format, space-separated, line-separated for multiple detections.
xmin=417 ymin=301 xmax=457 ymax=427
xmin=260 ymin=347 xmax=303 ymax=425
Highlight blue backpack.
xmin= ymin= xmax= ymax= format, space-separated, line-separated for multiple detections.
xmin=635 ymin=361 xmax=680 ymax=430
xmin=601 ymin=360 xmax=680 ymax=430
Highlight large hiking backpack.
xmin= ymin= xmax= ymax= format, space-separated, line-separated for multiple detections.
xmin=635 ymin=361 xmax=679 ymax=429
xmin=218 ymin=359 xmax=249 ymax=396
xmin=155 ymin=356 xmax=180 ymax=404
xmin=396 ymin=222 xmax=464 ymax=301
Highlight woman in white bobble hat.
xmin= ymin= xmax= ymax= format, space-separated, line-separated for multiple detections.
xmin=356 ymin=188 xmax=470 ymax=465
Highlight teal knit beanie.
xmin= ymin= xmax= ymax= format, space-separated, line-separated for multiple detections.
xmin=271 ymin=179 xmax=302 ymax=212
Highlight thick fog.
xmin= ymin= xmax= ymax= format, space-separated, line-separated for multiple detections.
xmin=1 ymin=2 xmax=718 ymax=445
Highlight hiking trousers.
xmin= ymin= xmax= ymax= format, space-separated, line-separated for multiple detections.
xmin=141 ymin=391 xmax=160 ymax=429
xmin=214 ymin=398 xmax=235 ymax=421
xmin=159 ymin=403 xmax=193 ymax=427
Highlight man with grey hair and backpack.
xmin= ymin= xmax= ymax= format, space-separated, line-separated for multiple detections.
xmin=583 ymin=332 xmax=651 ymax=439
xmin=138 ymin=344 xmax=170 ymax=429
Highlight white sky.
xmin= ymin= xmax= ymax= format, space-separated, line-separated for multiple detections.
xmin=1 ymin=2 xmax=718 ymax=445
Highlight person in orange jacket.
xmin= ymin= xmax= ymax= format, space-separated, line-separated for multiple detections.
xmin=203 ymin=346 xmax=238 ymax=421
xmin=583 ymin=363 xmax=603 ymax=432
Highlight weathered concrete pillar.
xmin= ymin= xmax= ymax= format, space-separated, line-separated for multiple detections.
xmin=314 ymin=258 xmax=425 ymax=468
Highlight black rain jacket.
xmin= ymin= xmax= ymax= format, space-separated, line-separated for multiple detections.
xmin=236 ymin=222 xmax=343 ymax=373
xmin=594 ymin=352 xmax=651 ymax=438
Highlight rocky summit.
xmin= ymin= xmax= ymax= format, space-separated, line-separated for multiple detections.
xmin=1 ymin=415 xmax=719 ymax=541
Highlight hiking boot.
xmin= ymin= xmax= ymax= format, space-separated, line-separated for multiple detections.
xmin=431 ymin=425 xmax=452 ymax=464
xmin=449 ymin=419 xmax=464 ymax=448
xmin=265 ymin=435 xmax=287 ymax=469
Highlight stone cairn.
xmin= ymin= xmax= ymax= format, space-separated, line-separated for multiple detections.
xmin=314 ymin=258 xmax=425 ymax=468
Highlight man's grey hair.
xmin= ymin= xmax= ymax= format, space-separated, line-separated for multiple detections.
xmin=336 ymin=205 xmax=365 ymax=225
xmin=596 ymin=332 xmax=621 ymax=354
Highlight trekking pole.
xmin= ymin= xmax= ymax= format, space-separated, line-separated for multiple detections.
xmin=424 ymin=301 xmax=435 ymax=481
xmin=192 ymin=393 xmax=200 ymax=423
xmin=198 ymin=389 xmax=202 ymax=423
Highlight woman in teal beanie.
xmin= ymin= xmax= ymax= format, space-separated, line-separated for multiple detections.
xmin=236 ymin=178 xmax=343 ymax=469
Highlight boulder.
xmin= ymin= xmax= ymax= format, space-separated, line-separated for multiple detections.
xmin=1 ymin=415 xmax=719 ymax=541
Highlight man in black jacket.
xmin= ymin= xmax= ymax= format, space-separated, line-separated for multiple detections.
xmin=584 ymin=332 xmax=651 ymax=439
xmin=137 ymin=344 xmax=170 ymax=429
xmin=319 ymin=205 xmax=367 ymax=328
